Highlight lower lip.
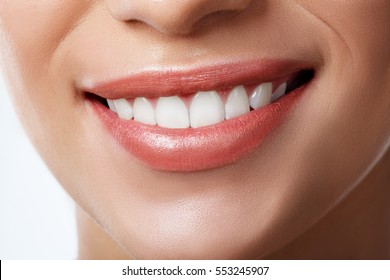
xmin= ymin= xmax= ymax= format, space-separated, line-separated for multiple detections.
xmin=89 ymin=86 xmax=306 ymax=171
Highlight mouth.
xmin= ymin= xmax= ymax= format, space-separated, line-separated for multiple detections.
xmin=84 ymin=60 xmax=315 ymax=171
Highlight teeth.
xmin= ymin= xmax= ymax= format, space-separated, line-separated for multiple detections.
xmin=156 ymin=96 xmax=190 ymax=129
xmin=249 ymin=82 xmax=273 ymax=109
xmin=114 ymin=98 xmax=133 ymax=120
xmin=225 ymin=86 xmax=250 ymax=120
xmin=134 ymin=97 xmax=156 ymax=125
xmin=107 ymin=99 xmax=117 ymax=113
xmin=271 ymin=82 xmax=287 ymax=102
xmin=107 ymin=79 xmax=291 ymax=128
xmin=189 ymin=91 xmax=225 ymax=128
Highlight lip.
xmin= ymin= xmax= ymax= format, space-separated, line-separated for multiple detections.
xmin=82 ymin=59 xmax=311 ymax=99
xmin=85 ymin=59 xmax=313 ymax=171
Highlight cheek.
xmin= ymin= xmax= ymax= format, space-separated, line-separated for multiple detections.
xmin=0 ymin=1 xmax=91 ymax=107
xmin=0 ymin=1 xmax=91 ymax=159
xmin=0 ymin=1 xmax=87 ymax=60
xmin=298 ymin=0 xmax=390 ymax=66
xmin=299 ymin=0 xmax=390 ymax=163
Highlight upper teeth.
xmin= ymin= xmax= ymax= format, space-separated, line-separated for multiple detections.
xmin=106 ymin=82 xmax=287 ymax=129
xmin=134 ymin=97 xmax=156 ymax=125
xmin=225 ymin=86 xmax=250 ymax=120
xmin=157 ymin=96 xmax=189 ymax=128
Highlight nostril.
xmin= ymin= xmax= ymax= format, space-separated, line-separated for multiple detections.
xmin=195 ymin=9 xmax=238 ymax=27
xmin=105 ymin=0 xmax=255 ymax=36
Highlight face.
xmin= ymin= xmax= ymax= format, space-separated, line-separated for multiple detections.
xmin=1 ymin=0 xmax=390 ymax=259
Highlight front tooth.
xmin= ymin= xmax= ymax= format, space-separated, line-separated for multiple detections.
xmin=271 ymin=82 xmax=287 ymax=102
xmin=134 ymin=97 xmax=156 ymax=125
xmin=114 ymin=98 xmax=133 ymax=120
xmin=107 ymin=99 xmax=117 ymax=113
xmin=156 ymin=96 xmax=189 ymax=128
xmin=190 ymin=91 xmax=225 ymax=128
xmin=250 ymin=82 xmax=272 ymax=109
xmin=225 ymin=86 xmax=250 ymax=120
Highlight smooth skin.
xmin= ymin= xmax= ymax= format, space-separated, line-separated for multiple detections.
xmin=0 ymin=0 xmax=389 ymax=259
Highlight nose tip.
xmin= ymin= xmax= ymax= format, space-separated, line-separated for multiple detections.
xmin=105 ymin=0 xmax=254 ymax=35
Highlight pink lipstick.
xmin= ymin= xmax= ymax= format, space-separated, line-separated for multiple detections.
xmin=84 ymin=60 xmax=314 ymax=171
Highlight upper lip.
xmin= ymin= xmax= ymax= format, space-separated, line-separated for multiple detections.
xmin=82 ymin=59 xmax=313 ymax=99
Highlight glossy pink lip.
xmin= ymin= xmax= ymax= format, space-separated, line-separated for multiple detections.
xmin=83 ymin=59 xmax=310 ymax=99
xmin=85 ymin=60 xmax=312 ymax=171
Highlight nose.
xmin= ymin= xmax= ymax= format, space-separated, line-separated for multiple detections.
xmin=105 ymin=0 xmax=254 ymax=35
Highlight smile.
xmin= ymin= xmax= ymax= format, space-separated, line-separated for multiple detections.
xmin=106 ymin=75 xmax=299 ymax=128
xmin=84 ymin=60 xmax=315 ymax=171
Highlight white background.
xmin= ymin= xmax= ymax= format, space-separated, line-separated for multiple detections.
xmin=0 ymin=74 xmax=77 ymax=259
xmin=3 ymin=260 xmax=390 ymax=280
